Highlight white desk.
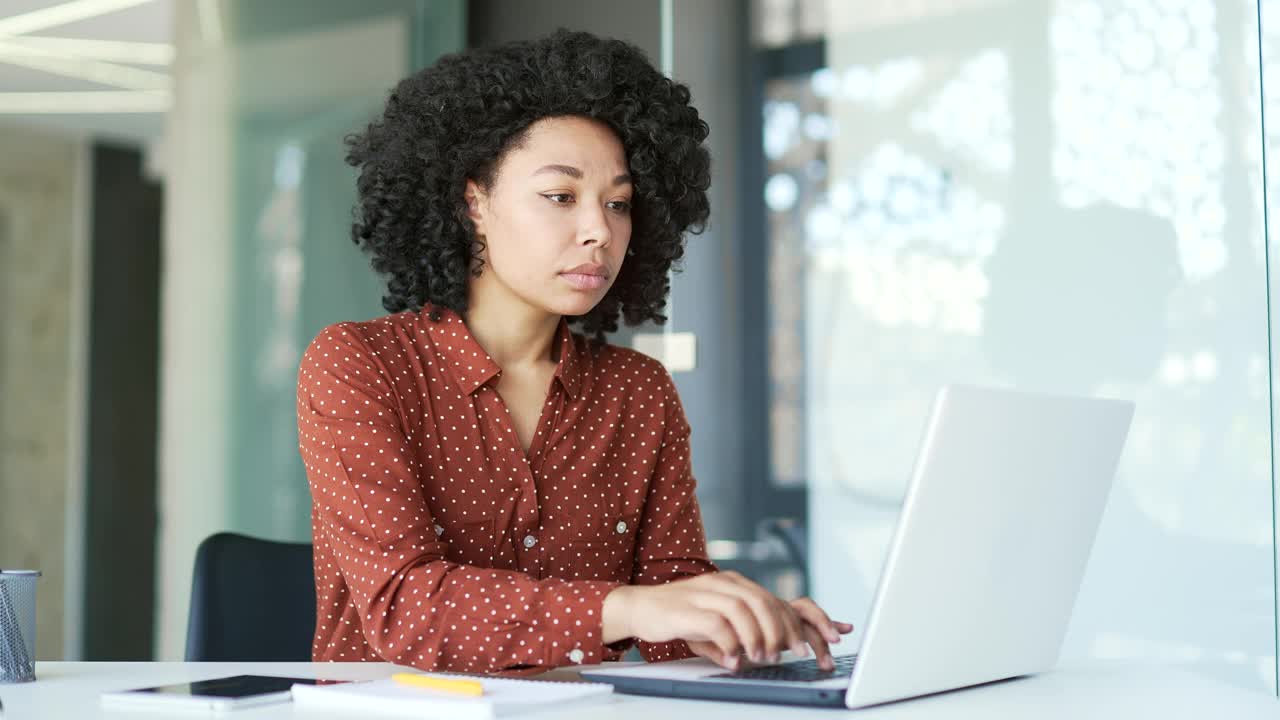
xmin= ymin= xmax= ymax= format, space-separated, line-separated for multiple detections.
xmin=0 ymin=661 xmax=1277 ymax=719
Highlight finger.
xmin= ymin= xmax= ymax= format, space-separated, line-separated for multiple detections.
xmin=716 ymin=582 xmax=805 ymax=658
xmin=778 ymin=600 xmax=810 ymax=658
xmin=790 ymin=597 xmax=841 ymax=644
xmin=686 ymin=608 xmax=746 ymax=669
xmin=691 ymin=591 xmax=765 ymax=663
xmin=711 ymin=572 xmax=798 ymax=661
xmin=803 ymin=623 xmax=835 ymax=671
xmin=708 ymin=576 xmax=787 ymax=662
xmin=688 ymin=639 xmax=738 ymax=671
xmin=835 ymin=621 xmax=855 ymax=633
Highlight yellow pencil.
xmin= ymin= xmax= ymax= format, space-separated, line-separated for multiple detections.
xmin=391 ymin=672 xmax=485 ymax=696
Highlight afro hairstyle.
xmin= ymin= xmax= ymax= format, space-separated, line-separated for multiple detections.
xmin=344 ymin=28 xmax=712 ymax=339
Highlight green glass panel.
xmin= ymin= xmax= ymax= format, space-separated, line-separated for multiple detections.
xmin=221 ymin=0 xmax=464 ymax=540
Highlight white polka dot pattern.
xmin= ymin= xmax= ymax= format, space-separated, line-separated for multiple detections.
xmin=296 ymin=304 xmax=718 ymax=674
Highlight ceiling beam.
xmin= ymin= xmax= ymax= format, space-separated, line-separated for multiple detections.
xmin=0 ymin=36 xmax=172 ymax=65
xmin=0 ymin=39 xmax=167 ymax=90
xmin=0 ymin=0 xmax=157 ymax=37
xmin=0 ymin=89 xmax=168 ymax=112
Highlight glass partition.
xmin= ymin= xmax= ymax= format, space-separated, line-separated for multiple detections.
xmin=157 ymin=0 xmax=463 ymax=658
xmin=748 ymin=0 xmax=1278 ymax=692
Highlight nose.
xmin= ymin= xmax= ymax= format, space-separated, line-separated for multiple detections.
xmin=578 ymin=202 xmax=612 ymax=249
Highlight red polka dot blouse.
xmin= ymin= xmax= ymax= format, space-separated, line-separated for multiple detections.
xmin=296 ymin=304 xmax=718 ymax=674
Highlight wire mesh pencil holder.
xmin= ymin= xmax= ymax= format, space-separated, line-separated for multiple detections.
xmin=0 ymin=570 xmax=39 ymax=683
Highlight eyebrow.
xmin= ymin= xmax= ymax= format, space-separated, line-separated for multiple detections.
xmin=532 ymin=164 xmax=632 ymax=186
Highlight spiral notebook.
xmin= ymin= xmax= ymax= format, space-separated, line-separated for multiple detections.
xmin=290 ymin=673 xmax=614 ymax=718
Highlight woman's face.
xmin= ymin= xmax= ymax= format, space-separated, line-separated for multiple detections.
xmin=465 ymin=115 xmax=633 ymax=318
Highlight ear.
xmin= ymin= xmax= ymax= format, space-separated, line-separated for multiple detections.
xmin=464 ymin=179 xmax=486 ymax=234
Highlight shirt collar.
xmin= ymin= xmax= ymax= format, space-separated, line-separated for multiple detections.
xmin=422 ymin=305 xmax=501 ymax=395
xmin=422 ymin=304 xmax=583 ymax=400
xmin=551 ymin=319 xmax=583 ymax=400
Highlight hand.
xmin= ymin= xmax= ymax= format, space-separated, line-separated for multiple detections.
xmin=602 ymin=571 xmax=854 ymax=671
xmin=690 ymin=596 xmax=854 ymax=672
xmin=784 ymin=596 xmax=855 ymax=671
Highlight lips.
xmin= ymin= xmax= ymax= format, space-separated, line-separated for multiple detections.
xmin=563 ymin=263 xmax=609 ymax=278
xmin=560 ymin=263 xmax=609 ymax=291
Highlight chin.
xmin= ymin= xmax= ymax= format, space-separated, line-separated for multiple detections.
xmin=547 ymin=293 xmax=605 ymax=318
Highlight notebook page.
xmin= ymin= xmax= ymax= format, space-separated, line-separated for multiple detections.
xmin=291 ymin=674 xmax=613 ymax=718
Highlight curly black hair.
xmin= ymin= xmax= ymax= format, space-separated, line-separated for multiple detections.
xmin=344 ymin=29 xmax=711 ymax=339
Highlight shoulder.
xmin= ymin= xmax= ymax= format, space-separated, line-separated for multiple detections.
xmin=591 ymin=340 xmax=676 ymax=391
xmin=584 ymin=337 xmax=688 ymax=430
xmin=304 ymin=311 xmax=417 ymax=355
xmin=299 ymin=311 xmax=419 ymax=383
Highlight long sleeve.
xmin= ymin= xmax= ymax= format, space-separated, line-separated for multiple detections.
xmin=298 ymin=323 xmax=623 ymax=673
xmin=621 ymin=370 xmax=721 ymax=662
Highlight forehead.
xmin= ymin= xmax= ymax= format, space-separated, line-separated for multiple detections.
xmin=505 ymin=116 xmax=628 ymax=172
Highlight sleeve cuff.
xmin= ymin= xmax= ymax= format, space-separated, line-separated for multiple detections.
xmin=639 ymin=639 xmax=697 ymax=663
xmin=604 ymin=636 xmax=636 ymax=660
xmin=541 ymin=580 xmax=625 ymax=668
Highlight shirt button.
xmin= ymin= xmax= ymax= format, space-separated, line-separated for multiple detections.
xmin=523 ymin=534 xmax=538 ymax=549
xmin=434 ymin=524 xmax=444 ymax=536
xmin=568 ymin=648 xmax=585 ymax=664
xmin=615 ymin=521 xmax=628 ymax=534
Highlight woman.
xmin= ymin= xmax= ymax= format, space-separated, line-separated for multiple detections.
xmin=297 ymin=29 xmax=852 ymax=675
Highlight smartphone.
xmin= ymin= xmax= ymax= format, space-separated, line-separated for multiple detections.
xmin=100 ymin=674 xmax=347 ymax=712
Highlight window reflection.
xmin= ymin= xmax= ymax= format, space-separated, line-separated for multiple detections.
xmin=254 ymin=143 xmax=305 ymax=386
xmin=911 ymin=50 xmax=1011 ymax=173
xmin=761 ymin=0 xmax=1276 ymax=692
xmin=764 ymin=50 xmax=1009 ymax=486
xmin=1052 ymin=0 xmax=1227 ymax=279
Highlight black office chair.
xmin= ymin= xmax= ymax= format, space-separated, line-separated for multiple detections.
xmin=184 ymin=532 xmax=316 ymax=661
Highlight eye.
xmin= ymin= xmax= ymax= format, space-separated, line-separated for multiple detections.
xmin=543 ymin=193 xmax=574 ymax=204
xmin=607 ymin=199 xmax=632 ymax=213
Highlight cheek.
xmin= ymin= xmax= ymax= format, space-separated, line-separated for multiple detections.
xmin=488 ymin=234 xmax=557 ymax=277
xmin=613 ymin=218 xmax=633 ymax=255
xmin=485 ymin=215 xmax=567 ymax=278
xmin=490 ymin=198 xmax=554 ymax=242
xmin=512 ymin=199 xmax=580 ymax=243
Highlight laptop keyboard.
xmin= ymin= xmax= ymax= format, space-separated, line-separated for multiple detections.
xmin=708 ymin=653 xmax=858 ymax=682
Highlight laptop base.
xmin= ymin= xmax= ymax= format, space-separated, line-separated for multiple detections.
xmin=579 ymin=671 xmax=848 ymax=708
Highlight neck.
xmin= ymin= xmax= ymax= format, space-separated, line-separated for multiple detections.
xmin=463 ymin=292 xmax=560 ymax=371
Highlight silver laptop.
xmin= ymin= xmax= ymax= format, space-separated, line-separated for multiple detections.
xmin=582 ymin=384 xmax=1134 ymax=709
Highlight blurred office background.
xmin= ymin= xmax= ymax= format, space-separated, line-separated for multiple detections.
xmin=4 ymin=0 xmax=1280 ymax=697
